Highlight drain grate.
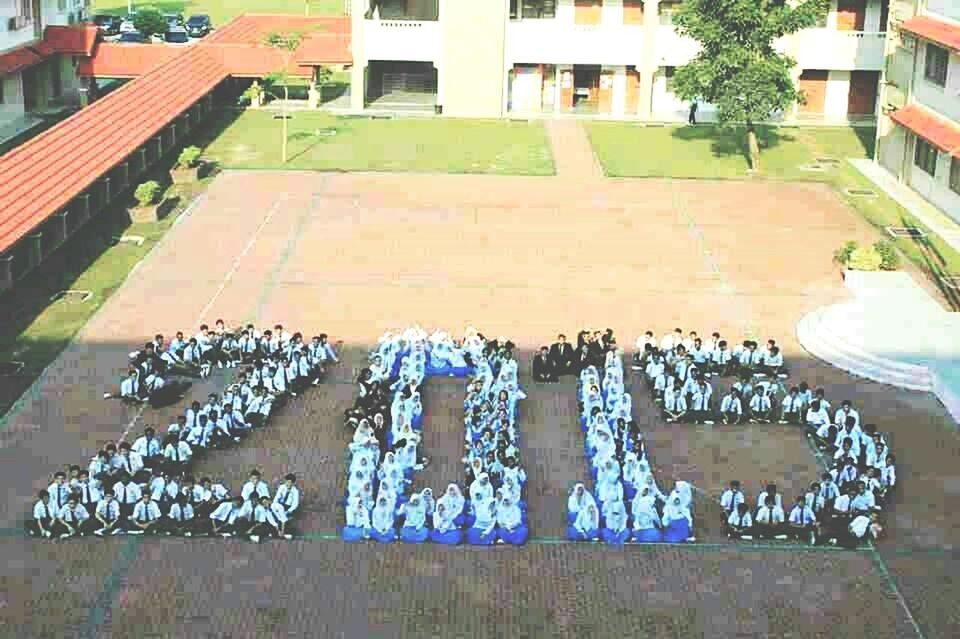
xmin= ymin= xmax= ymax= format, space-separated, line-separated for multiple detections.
xmin=50 ymin=290 xmax=93 ymax=304
xmin=111 ymin=234 xmax=145 ymax=247
xmin=799 ymin=164 xmax=828 ymax=172
xmin=885 ymin=226 xmax=927 ymax=239
xmin=845 ymin=188 xmax=878 ymax=198
xmin=815 ymin=157 xmax=840 ymax=165
xmin=940 ymin=275 xmax=960 ymax=290
xmin=0 ymin=361 xmax=24 ymax=376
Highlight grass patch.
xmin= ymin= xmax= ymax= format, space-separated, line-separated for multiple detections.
xmin=587 ymin=122 xmax=960 ymax=309
xmin=0 ymin=166 xmax=213 ymax=418
xmin=201 ymin=110 xmax=556 ymax=175
xmin=90 ymin=0 xmax=344 ymax=27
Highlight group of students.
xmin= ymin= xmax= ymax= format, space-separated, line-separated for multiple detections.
xmin=104 ymin=321 xmax=339 ymax=408
xmin=532 ymin=330 xmax=618 ymax=382
xmin=28 ymin=320 xmax=329 ymax=542
xmin=559 ymin=329 xmax=696 ymax=544
xmin=721 ymin=391 xmax=895 ymax=548
xmin=633 ymin=329 xmax=786 ymax=425
xmin=341 ymin=327 xmax=529 ymax=545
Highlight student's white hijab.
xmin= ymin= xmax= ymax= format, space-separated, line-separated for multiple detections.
xmin=574 ymin=505 xmax=599 ymax=533
xmin=472 ymin=497 xmax=496 ymax=529
xmin=496 ymin=498 xmax=522 ymax=529
xmin=469 ymin=473 xmax=493 ymax=503
xmin=663 ymin=497 xmax=691 ymax=524
xmin=567 ymin=483 xmax=595 ymax=514
xmin=605 ymin=501 xmax=627 ymax=532
xmin=402 ymin=495 xmax=426 ymax=529
xmin=439 ymin=483 xmax=465 ymax=516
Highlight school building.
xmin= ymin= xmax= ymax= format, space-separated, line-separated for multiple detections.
xmin=875 ymin=0 xmax=960 ymax=223
xmin=349 ymin=0 xmax=890 ymax=122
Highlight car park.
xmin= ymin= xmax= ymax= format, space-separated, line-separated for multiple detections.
xmin=118 ymin=30 xmax=146 ymax=43
xmin=92 ymin=14 xmax=122 ymax=36
xmin=164 ymin=27 xmax=190 ymax=44
xmin=185 ymin=14 xmax=212 ymax=37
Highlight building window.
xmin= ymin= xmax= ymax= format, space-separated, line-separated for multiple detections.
xmin=515 ymin=0 xmax=556 ymax=19
xmin=659 ymin=1 xmax=678 ymax=25
xmin=914 ymin=137 xmax=938 ymax=177
xmin=951 ymin=158 xmax=960 ymax=196
xmin=924 ymin=43 xmax=949 ymax=87
xmin=664 ymin=66 xmax=676 ymax=93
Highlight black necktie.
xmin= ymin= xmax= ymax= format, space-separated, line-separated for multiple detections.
xmin=284 ymin=489 xmax=292 ymax=507
xmin=82 ymin=484 xmax=89 ymax=503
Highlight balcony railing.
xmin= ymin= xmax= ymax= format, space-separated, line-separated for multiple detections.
xmin=506 ymin=21 xmax=643 ymax=66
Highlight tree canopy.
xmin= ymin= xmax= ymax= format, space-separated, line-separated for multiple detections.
xmin=133 ymin=7 xmax=167 ymax=39
xmin=671 ymin=0 xmax=828 ymax=167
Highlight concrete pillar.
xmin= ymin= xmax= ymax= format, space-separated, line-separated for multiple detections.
xmin=168 ymin=123 xmax=177 ymax=148
xmin=76 ymin=193 xmax=91 ymax=224
xmin=54 ymin=210 xmax=70 ymax=244
xmin=116 ymin=161 xmax=129 ymax=191
xmin=153 ymin=136 xmax=163 ymax=164
xmin=101 ymin=176 xmax=111 ymax=206
xmin=0 ymin=254 xmax=13 ymax=291
xmin=639 ymin=0 xmax=661 ymax=121
xmin=27 ymin=233 xmax=43 ymax=270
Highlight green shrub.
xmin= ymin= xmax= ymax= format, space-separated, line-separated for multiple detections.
xmin=847 ymin=246 xmax=883 ymax=271
xmin=873 ymin=240 xmax=901 ymax=271
xmin=834 ymin=240 xmax=859 ymax=266
xmin=133 ymin=7 xmax=166 ymax=38
xmin=177 ymin=146 xmax=201 ymax=168
xmin=134 ymin=181 xmax=161 ymax=207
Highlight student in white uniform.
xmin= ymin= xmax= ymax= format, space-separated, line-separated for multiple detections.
xmin=779 ymin=387 xmax=803 ymax=424
xmin=720 ymin=389 xmax=743 ymax=425
xmin=52 ymin=495 xmax=91 ymax=538
xmin=727 ymin=503 xmax=753 ymax=539
xmin=246 ymin=496 xmax=284 ymax=543
xmin=209 ymin=496 xmax=248 ymax=538
xmin=787 ymin=495 xmax=817 ymax=543
xmin=748 ymin=387 xmax=773 ymax=424
xmin=93 ymin=492 xmax=123 ymax=536
xmin=241 ymin=470 xmax=271 ymax=505
xmin=125 ymin=493 xmax=162 ymax=535
xmin=273 ymin=474 xmax=300 ymax=517
xmin=754 ymin=496 xmax=786 ymax=539
xmin=720 ymin=480 xmax=745 ymax=518
xmin=26 ymin=490 xmax=54 ymax=538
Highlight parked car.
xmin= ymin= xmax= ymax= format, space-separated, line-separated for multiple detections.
xmin=163 ymin=13 xmax=184 ymax=30
xmin=118 ymin=30 xmax=146 ymax=43
xmin=92 ymin=14 xmax=122 ymax=36
xmin=118 ymin=18 xmax=137 ymax=34
xmin=164 ymin=26 xmax=190 ymax=44
xmin=185 ymin=14 xmax=212 ymax=37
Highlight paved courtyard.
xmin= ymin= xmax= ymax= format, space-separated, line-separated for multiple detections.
xmin=0 ymin=166 xmax=957 ymax=638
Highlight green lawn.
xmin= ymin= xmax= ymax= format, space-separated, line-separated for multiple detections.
xmin=586 ymin=122 xmax=960 ymax=307
xmin=91 ymin=0 xmax=344 ymax=26
xmin=201 ymin=110 xmax=556 ymax=175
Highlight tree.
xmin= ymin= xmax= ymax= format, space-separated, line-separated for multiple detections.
xmin=262 ymin=31 xmax=303 ymax=164
xmin=671 ymin=0 xmax=828 ymax=170
xmin=133 ymin=6 xmax=167 ymax=39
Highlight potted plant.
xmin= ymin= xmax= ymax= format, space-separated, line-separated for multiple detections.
xmin=172 ymin=146 xmax=202 ymax=184
xmin=241 ymin=81 xmax=266 ymax=109
xmin=131 ymin=180 xmax=163 ymax=223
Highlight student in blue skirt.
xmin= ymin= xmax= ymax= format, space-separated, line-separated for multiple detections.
xmin=430 ymin=503 xmax=462 ymax=545
xmin=467 ymin=498 xmax=498 ymax=545
xmin=567 ymin=502 xmax=600 ymax=542
xmin=661 ymin=495 xmax=694 ymax=543
xmin=370 ymin=496 xmax=397 ymax=543
xmin=601 ymin=500 xmax=630 ymax=545
xmin=495 ymin=498 xmax=528 ymax=545
xmin=398 ymin=494 xmax=429 ymax=543
xmin=342 ymin=498 xmax=371 ymax=542
xmin=631 ymin=488 xmax=664 ymax=542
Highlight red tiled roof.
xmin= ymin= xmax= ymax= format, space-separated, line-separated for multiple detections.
xmin=0 ymin=47 xmax=230 ymax=254
xmin=900 ymin=15 xmax=960 ymax=52
xmin=891 ymin=104 xmax=960 ymax=158
xmin=77 ymin=43 xmax=182 ymax=78
xmin=207 ymin=14 xmax=349 ymax=46
xmin=34 ymin=24 xmax=99 ymax=57
xmin=295 ymin=31 xmax=352 ymax=65
xmin=209 ymin=43 xmax=315 ymax=78
xmin=0 ymin=46 xmax=44 ymax=75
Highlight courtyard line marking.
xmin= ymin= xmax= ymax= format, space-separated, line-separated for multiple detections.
xmin=195 ymin=193 xmax=288 ymax=323
xmin=80 ymin=536 xmax=144 ymax=639
xmin=869 ymin=546 xmax=927 ymax=639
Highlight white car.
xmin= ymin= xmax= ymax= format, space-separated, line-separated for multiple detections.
xmin=119 ymin=19 xmax=137 ymax=33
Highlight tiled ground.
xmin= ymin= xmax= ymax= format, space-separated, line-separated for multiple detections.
xmin=1 ymin=170 xmax=957 ymax=638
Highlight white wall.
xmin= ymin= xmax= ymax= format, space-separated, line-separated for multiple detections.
xmin=510 ymin=65 xmax=542 ymax=113
xmin=612 ymin=64 xmax=626 ymax=116
xmin=913 ymin=45 xmax=960 ymax=123
xmin=825 ymin=70 xmax=852 ymax=119
xmin=878 ymin=121 xmax=906 ymax=177
xmin=651 ymin=70 xmax=719 ymax=121
xmin=908 ymin=138 xmax=960 ymax=223
xmin=925 ymin=0 xmax=960 ymax=24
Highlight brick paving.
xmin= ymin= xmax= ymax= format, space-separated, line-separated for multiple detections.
xmin=0 ymin=170 xmax=957 ymax=638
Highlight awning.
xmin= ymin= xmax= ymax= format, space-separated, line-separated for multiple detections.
xmin=899 ymin=15 xmax=960 ymax=53
xmin=891 ymin=104 xmax=960 ymax=159
xmin=0 ymin=46 xmax=44 ymax=75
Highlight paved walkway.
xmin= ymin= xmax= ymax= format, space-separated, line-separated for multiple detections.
xmin=849 ymin=158 xmax=960 ymax=254
xmin=545 ymin=119 xmax=605 ymax=180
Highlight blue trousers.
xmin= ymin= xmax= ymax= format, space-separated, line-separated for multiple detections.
xmin=400 ymin=525 xmax=429 ymax=543
xmin=466 ymin=526 xmax=497 ymax=545
xmin=632 ymin=527 xmax=664 ymax=543
xmin=566 ymin=526 xmax=598 ymax=541
xmin=370 ymin=528 xmax=396 ymax=543
xmin=663 ymin=519 xmax=692 ymax=543
xmin=430 ymin=528 xmax=462 ymax=545
xmin=342 ymin=526 xmax=368 ymax=542
xmin=601 ymin=528 xmax=630 ymax=545
xmin=497 ymin=524 xmax=528 ymax=545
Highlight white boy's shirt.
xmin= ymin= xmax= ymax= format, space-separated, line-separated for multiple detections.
xmin=168 ymin=503 xmax=194 ymax=521
xmin=750 ymin=394 xmax=772 ymax=413
xmin=805 ymin=491 xmax=826 ymax=513
xmin=833 ymin=494 xmax=852 ymax=513
xmin=132 ymin=435 xmax=162 ymax=457
xmin=711 ymin=348 xmax=731 ymax=365
xmin=73 ymin=480 xmax=103 ymax=504
xmin=113 ymin=481 xmax=142 ymax=505
xmin=788 ymin=505 xmax=816 ymax=526
xmin=95 ymin=499 xmax=121 ymax=521
xmin=164 ymin=441 xmax=192 ymax=463
xmin=834 ymin=407 xmax=860 ymax=428
xmin=690 ymin=388 xmax=710 ymax=411
xmin=269 ymin=502 xmax=289 ymax=524
xmin=782 ymin=394 xmax=802 ymax=413
xmin=755 ymin=505 xmax=784 ymax=524
xmin=132 ymin=501 xmax=161 ymax=522
xmin=849 ymin=515 xmax=873 ymax=538
xmin=664 ymin=390 xmax=687 ymax=413
xmin=241 ymin=480 xmax=270 ymax=502
xmin=58 ymin=504 xmax=89 ymax=522
xmin=273 ymin=484 xmax=300 ymax=513
xmin=727 ymin=510 xmax=752 ymax=528
xmin=881 ymin=465 xmax=896 ymax=488
xmin=253 ymin=504 xmax=279 ymax=526
xmin=815 ymin=422 xmax=833 ymax=440
xmin=34 ymin=500 xmax=53 ymax=521
xmin=763 ymin=352 xmax=783 ymax=367
xmin=720 ymin=395 xmax=742 ymax=415
xmin=757 ymin=491 xmax=783 ymax=510
xmin=819 ymin=481 xmax=840 ymax=501
xmin=117 ymin=452 xmax=144 ymax=476
xmin=210 ymin=502 xmax=242 ymax=523
xmin=851 ymin=492 xmax=876 ymax=511
xmin=120 ymin=377 xmax=139 ymax=397
xmin=720 ymin=489 xmax=744 ymax=514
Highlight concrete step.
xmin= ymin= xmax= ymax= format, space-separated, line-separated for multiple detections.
xmin=796 ymin=306 xmax=933 ymax=392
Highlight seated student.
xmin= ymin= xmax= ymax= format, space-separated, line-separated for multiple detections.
xmin=162 ymin=435 xmax=192 ymax=476
xmin=567 ymin=502 xmax=600 ymax=542
xmin=370 ymin=496 xmax=397 ymax=544
xmin=754 ymin=496 xmax=786 ymax=539
xmin=601 ymin=500 xmax=630 ymax=545
xmin=272 ymin=474 xmax=301 ymax=518
xmin=827 ymin=487 xmax=854 ymax=543
xmin=779 ymin=387 xmax=803 ymax=425
xmin=342 ymin=498 xmax=371 ymax=542
xmin=92 ymin=492 xmax=123 ymax=537
xmin=720 ymin=389 xmax=744 ymax=425
xmin=532 ymin=347 xmax=557 ymax=383
xmin=465 ymin=498 xmax=497 ymax=546
xmin=73 ymin=470 xmax=102 ymax=515
xmin=787 ymin=495 xmax=817 ymax=543
xmin=103 ymin=369 xmax=147 ymax=404
xmin=880 ymin=454 xmax=896 ymax=497
xmin=241 ymin=470 xmax=271 ymax=505
xmin=47 ymin=470 xmax=72 ymax=517
xmin=268 ymin=498 xmax=295 ymax=540
xmin=630 ymin=489 xmax=663 ymax=543
xmin=805 ymin=400 xmax=830 ymax=433
xmin=115 ymin=442 xmax=147 ymax=484
xmin=438 ymin=484 xmax=467 ymax=528
xmin=748 ymin=387 xmax=774 ymax=424
xmin=720 ymin=480 xmax=745 ymax=519
xmin=209 ymin=496 xmax=249 ymax=538
xmin=727 ymin=503 xmax=754 ymax=540
xmin=756 ymin=483 xmax=783 ymax=512
xmin=661 ymin=495 xmax=694 ymax=543
xmin=760 ymin=346 xmax=784 ymax=377
xmin=567 ymin=483 xmax=596 ymax=526
xmin=26 ymin=490 xmax=55 ymax=538
xmin=163 ymin=494 xmax=196 ymax=537
xmin=709 ymin=340 xmax=734 ymax=378
xmin=246 ymin=496 xmax=285 ymax=543
xmin=662 ymin=379 xmax=688 ymax=423
xmin=834 ymin=400 xmax=860 ymax=430
xmin=125 ymin=493 xmax=162 ymax=535
xmin=812 ymin=424 xmax=838 ymax=453
xmin=850 ymin=482 xmax=876 ymax=515
xmin=836 ymin=459 xmax=860 ymax=493
xmin=690 ymin=379 xmax=714 ymax=425
xmin=495 ymin=497 xmax=527 ymax=545
xmin=112 ymin=472 xmax=142 ymax=520
xmin=132 ymin=427 xmax=164 ymax=472
xmin=398 ymin=494 xmax=430 ymax=544
xmin=838 ymin=512 xmax=882 ymax=549
xmin=51 ymin=495 xmax=92 ymax=539
xmin=430 ymin=503 xmax=463 ymax=545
